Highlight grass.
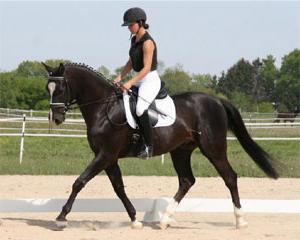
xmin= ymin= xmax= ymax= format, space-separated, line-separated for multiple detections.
xmin=0 ymin=136 xmax=299 ymax=177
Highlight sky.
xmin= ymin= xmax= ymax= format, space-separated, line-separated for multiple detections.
xmin=0 ymin=1 xmax=299 ymax=76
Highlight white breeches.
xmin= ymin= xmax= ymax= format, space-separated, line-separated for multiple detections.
xmin=133 ymin=70 xmax=161 ymax=117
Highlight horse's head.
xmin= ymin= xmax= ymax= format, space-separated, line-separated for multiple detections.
xmin=42 ymin=62 xmax=69 ymax=125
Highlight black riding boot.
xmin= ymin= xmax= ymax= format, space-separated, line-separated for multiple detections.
xmin=137 ymin=110 xmax=153 ymax=159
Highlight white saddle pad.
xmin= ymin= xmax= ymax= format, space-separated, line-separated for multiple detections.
xmin=123 ymin=92 xmax=176 ymax=129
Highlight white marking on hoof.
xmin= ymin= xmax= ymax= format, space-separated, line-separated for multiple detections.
xmin=165 ymin=199 xmax=179 ymax=215
xmin=131 ymin=220 xmax=143 ymax=229
xmin=159 ymin=199 xmax=178 ymax=229
xmin=55 ymin=220 xmax=68 ymax=229
xmin=159 ymin=214 xmax=175 ymax=230
xmin=234 ymin=206 xmax=248 ymax=229
xmin=159 ymin=221 xmax=170 ymax=230
xmin=236 ymin=219 xmax=248 ymax=229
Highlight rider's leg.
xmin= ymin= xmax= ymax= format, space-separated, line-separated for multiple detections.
xmin=135 ymin=71 xmax=161 ymax=158
xmin=136 ymin=110 xmax=153 ymax=158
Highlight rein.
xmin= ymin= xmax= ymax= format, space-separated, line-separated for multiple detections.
xmin=48 ymin=72 xmax=201 ymax=135
xmin=48 ymin=75 xmax=122 ymax=112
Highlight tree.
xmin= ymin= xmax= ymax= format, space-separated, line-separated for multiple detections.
xmin=97 ymin=65 xmax=111 ymax=79
xmin=276 ymin=49 xmax=300 ymax=111
xmin=0 ymin=59 xmax=70 ymax=109
xmin=251 ymin=58 xmax=265 ymax=111
xmin=0 ymin=72 xmax=19 ymax=108
xmin=260 ymin=55 xmax=279 ymax=101
xmin=160 ymin=64 xmax=192 ymax=95
xmin=218 ymin=58 xmax=254 ymax=97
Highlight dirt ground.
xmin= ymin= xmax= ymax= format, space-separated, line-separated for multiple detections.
xmin=0 ymin=176 xmax=300 ymax=240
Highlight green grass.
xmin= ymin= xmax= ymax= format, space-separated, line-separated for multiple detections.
xmin=0 ymin=137 xmax=299 ymax=177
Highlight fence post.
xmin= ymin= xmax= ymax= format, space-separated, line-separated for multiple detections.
xmin=19 ymin=114 xmax=26 ymax=164
xmin=161 ymin=154 xmax=165 ymax=165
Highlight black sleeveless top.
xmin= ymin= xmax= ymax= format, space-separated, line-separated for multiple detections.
xmin=129 ymin=31 xmax=158 ymax=72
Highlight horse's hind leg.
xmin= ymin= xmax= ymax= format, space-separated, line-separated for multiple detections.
xmin=105 ymin=164 xmax=141 ymax=229
xmin=160 ymin=147 xmax=195 ymax=229
xmin=198 ymin=138 xmax=248 ymax=229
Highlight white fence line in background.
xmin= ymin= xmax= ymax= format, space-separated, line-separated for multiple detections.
xmin=0 ymin=127 xmax=86 ymax=132
xmin=1 ymin=133 xmax=299 ymax=141
xmin=0 ymin=107 xmax=82 ymax=116
xmin=1 ymin=112 xmax=299 ymax=164
xmin=1 ymin=116 xmax=300 ymax=126
xmin=0 ymin=198 xmax=299 ymax=222
xmin=0 ymin=133 xmax=87 ymax=138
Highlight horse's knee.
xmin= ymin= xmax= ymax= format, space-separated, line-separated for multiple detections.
xmin=113 ymin=184 xmax=126 ymax=197
xmin=72 ymin=179 xmax=86 ymax=192
xmin=224 ymin=172 xmax=237 ymax=189
xmin=180 ymin=177 xmax=195 ymax=191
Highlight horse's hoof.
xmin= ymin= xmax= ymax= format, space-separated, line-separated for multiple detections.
xmin=159 ymin=214 xmax=175 ymax=230
xmin=131 ymin=220 xmax=143 ymax=229
xmin=159 ymin=221 xmax=170 ymax=230
xmin=55 ymin=220 xmax=68 ymax=229
xmin=236 ymin=219 xmax=248 ymax=229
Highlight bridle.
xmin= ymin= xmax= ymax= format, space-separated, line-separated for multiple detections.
xmin=48 ymin=76 xmax=76 ymax=114
xmin=48 ymin=74 xmax=127 ymax=127
xmin=48 ymin=75 xmax=122 ymax=113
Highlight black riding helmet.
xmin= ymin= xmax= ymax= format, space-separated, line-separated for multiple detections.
xmin=122 ymin=7 xmax=147 ymax=26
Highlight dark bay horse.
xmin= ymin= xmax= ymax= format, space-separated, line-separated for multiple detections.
xmin=42 ymin=62 xmax=278 ymax=229
xmin=274 ymin=112 xmax=299 ymax=123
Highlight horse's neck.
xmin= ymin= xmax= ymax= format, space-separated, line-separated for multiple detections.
xmin=73 ymin=72 xmax=112 ymax=103
xmin=72 ymin=73 xmax=113 ymax=128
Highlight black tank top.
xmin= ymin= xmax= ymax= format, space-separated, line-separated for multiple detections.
xmin=129 ymin=31 xmax=158 ymax=72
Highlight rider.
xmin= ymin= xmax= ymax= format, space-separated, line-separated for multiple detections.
xmin=114 ymin=7 xmax=161 ymax=159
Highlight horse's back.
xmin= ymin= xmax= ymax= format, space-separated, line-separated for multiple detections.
xmin=171 ymin=91 xmax=228 ymax=131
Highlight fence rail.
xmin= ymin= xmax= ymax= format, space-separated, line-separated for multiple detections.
xmin=0 ymin=198 xmax=299 ymax=221
xmin=1 ymin=112 xmax=299 ymax=164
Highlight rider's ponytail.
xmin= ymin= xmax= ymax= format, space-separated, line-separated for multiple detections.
xmin=139 ymin=20 xmax=149 ymax=29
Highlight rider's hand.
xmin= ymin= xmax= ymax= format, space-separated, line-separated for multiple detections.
xmin=122 ymin=81 xmax=133 ymax=92
xmin=113 ymin=75 xmax=122 ymax=84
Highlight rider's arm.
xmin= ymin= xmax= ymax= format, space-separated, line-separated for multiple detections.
xmin=127 ymin=40 xmax=154 ymax=85
xmin=120 ymin=59 xmax=133 ymax=78
xmin=114 ymin=59 xmax=132 ymax=82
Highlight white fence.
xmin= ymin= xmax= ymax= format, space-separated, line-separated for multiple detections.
xmin=1 ymin=198 xmax=300 ymax=221
xmin=1 ymin=111 xmax=299 ymax=164
xmin=1 ymin=109 xmax=299 ymax=217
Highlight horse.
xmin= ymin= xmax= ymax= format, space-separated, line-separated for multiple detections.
xmin=274 ymin=112 xmax=299 ymax=123
xmin=42 ymin=62 xmax=278 ymax=230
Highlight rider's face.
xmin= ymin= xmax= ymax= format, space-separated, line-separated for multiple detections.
xmin=128 ymin=22 xmax=139 ymax=34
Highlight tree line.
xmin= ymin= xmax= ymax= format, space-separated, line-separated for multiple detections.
xmin=0 ymin=49 xmax=299 ymax=112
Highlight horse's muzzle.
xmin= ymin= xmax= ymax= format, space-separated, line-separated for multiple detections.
xmin=48 ymin=110 xmax=65 ymax=125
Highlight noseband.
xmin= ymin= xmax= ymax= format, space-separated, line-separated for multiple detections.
xmin=48 ymin=75 xmax=78 ymax=113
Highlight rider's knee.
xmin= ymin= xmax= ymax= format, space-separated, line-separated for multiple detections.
xmin=136 ymin=106 xmax=146 ymax=117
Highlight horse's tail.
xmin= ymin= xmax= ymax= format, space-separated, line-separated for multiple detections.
xmin=220 ymin=99 xmax=279 ymax=179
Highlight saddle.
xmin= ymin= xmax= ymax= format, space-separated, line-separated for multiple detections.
xmin=129 ymin=81 xmax=168 ymax=127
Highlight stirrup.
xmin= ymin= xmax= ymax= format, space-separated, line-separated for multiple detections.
xmin=137 ymin=145 xmax=153 ymax=159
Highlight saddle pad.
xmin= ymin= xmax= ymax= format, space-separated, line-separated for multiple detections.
xmin=123 ymin=92 xmax=176 ymax=129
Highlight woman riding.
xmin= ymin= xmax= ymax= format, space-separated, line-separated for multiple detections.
xmin=114 ymin=7 xmax=161 ymax=159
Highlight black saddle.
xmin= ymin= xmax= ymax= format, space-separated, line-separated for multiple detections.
xmin=129 ymin=81 xmax=168 ymax=127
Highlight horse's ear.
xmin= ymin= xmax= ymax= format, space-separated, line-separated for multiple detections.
xmin=58 ymin=63 xmax=65 ymax=75
xmin=41 ymin=62 xmax=54 ymax=74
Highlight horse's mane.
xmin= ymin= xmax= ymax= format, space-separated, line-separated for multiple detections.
xmin=65 ymin=62 xmax=111 ymax=84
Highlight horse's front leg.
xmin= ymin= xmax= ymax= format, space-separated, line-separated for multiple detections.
xmin=105 ymin=164 xmax=142 ymax=229
xmin=56 ymin=151 xmax=111 ymax=227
